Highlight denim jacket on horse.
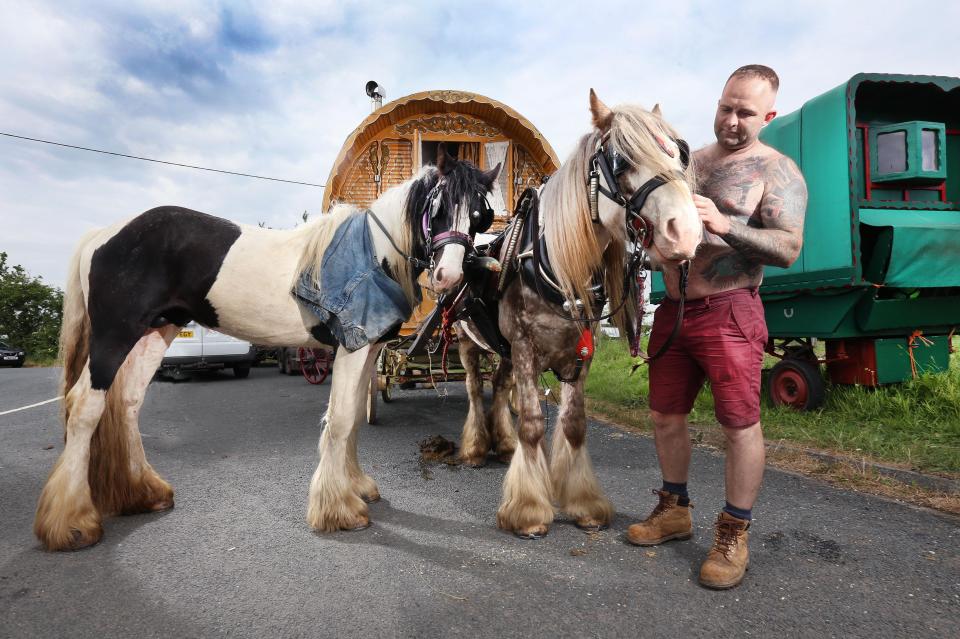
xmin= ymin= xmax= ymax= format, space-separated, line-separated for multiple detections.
xmin=293 ymin=212 xmax=415 ymax=351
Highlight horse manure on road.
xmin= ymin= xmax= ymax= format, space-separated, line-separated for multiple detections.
xmin=418 ymin=435 xmax=460 ymax=480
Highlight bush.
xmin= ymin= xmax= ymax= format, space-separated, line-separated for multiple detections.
xmin=0 ymin=252 xmax=63 ymax=362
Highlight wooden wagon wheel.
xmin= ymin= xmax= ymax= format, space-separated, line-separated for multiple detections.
xmin=298 ymin=347 xmax=330 ymax=385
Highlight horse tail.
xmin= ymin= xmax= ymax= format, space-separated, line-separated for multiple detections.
xmin=59 ymin=232 xmax=94 ymax=424
xmin=58 ymin=231 xmax=136 ymax=514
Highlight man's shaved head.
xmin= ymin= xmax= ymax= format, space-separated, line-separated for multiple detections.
xmin=727 ymin=64 xmax=779 ymax=92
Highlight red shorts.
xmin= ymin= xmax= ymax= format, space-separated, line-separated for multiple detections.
xmin=648 ymin=288 xmax=768 ymax=428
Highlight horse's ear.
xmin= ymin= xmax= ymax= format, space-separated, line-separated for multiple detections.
xmin=481 ymin=162 xmax=501 ymax=190
xmin=652 ymin=103 xmax=663 ymax=117
xmin=436 ymin=143 xmax=458 ymax=175
xmin=589 ymin=88 xmax=614 ymax=131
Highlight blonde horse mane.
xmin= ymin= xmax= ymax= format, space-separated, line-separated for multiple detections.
xmin=539 ymin=104 xmax=695 ymax=335
xmin=293 ymin=175 xmax=422 ymax=309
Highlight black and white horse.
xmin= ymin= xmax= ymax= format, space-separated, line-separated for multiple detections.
xmin=34 ymin=147 xmax=499 ymax=550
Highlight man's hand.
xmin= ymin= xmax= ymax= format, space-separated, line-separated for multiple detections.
xmin=693 ymin=194 xmax=730 ymax=236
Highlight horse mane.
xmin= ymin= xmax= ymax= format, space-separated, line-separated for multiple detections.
xmin=294 ymin=159 xmax=487 ymax=310
xmin=539 ymin=104 xmax=695 ymax=335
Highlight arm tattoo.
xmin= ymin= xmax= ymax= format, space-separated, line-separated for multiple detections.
xmin=721 ymin=157 xmax=807 ymax=268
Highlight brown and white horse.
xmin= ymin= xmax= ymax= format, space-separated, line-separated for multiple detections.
xmin=457 ymin=92 xmax=701 ymax=538
xmin=34 ymin=148 xmax=499 ymax=550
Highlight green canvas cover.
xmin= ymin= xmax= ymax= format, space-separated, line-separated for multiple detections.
xmin=859 ymin=209 xmax=960 ymax=287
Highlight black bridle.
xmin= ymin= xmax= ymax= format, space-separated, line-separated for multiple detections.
xmin=421 ymin=177 xmax=495 ymax=256
xmin=588 ymin=133 xmax=690 ymax=248
xmin=368 ymin=174 xmax=495 ymax=272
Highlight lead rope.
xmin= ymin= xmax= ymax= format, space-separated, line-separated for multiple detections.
xmin=439 ymin=304 xmax=456 ymax=380
xmin=630 ymin=261 xmax=688 ymax=373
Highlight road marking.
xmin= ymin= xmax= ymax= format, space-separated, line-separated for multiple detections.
xmin=0 ymin=396 xmax=62 ymax=416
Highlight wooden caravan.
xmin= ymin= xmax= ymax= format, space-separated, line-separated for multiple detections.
xmin=322 ymin=90 xmax=560 ymax=230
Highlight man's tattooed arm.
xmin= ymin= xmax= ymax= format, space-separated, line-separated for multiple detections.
xmin=720 ymin=156 xmax=807 ymax=268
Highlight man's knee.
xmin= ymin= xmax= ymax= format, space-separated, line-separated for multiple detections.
xmin=721 ymin=421 xmax=763 ymax=443
xmin=650 ymin=410 xmax=688 ymax=431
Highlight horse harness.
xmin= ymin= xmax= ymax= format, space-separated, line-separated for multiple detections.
xmin=409 ymin=133 xmax=692 ymax=380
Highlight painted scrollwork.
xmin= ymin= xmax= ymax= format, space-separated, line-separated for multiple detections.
xmin=395 ymin=115 xmax=500 ymax=137
xmin=427 ymin=90 xmax=475 ymax=102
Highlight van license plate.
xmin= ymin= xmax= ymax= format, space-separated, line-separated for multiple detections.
xmin=178 ymin=330 xmax=194 ymax=338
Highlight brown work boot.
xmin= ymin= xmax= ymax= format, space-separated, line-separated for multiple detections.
xmin=699 ymin=512 xmax=751 ymax=589
xmin=626 ymin=489 xmax=693 ymax=546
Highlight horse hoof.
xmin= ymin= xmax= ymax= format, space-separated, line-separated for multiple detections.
xmin=514 ymin=526 xmax=548 ymax=540
xmin=360 ymin=493 xmax=380 ymax=504
xmin=342 ymin=514 xmax=371 ymax=531
xmin=575 ymin=521 xmax=609 ymax=533
xmin=149 ymin=499 xmax=175 ymax=512
xmin=67 ymin=527 xmax=102 ymax=550
xmin=496 ymin=451 xmax=515 ymax=465
xmin=462 ymin=458 xmax=487 ymax=469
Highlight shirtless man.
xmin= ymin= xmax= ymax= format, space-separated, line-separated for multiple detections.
xmin=627 ymin=65 xmax=807 ymax=589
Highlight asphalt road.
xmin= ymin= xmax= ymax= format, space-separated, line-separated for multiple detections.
xmin=1 ymin=365 xmax=957 ymax=638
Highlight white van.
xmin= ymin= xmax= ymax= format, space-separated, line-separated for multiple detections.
xmin=159 ymin=322 xmax=256 ymax=380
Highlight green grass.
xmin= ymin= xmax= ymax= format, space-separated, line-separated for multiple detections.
xmin=559 ymin=336 xmax=960 ymax=475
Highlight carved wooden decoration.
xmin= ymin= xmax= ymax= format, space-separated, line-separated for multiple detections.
xmin=396 ymin=115 xmax=500 ymax=137
xmin=427 ymin=90 xmax=474 ymax=102
xmin=367 ymin=141 xmax=391 ymax=196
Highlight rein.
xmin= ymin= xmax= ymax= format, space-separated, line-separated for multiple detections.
xmin=365 ymin=210 xmax=431 ymax=270
xmin=632 ymin=261 xmax=688 ymax=363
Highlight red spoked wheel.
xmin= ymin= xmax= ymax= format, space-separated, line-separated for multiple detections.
xmin=768 ymin=358 xmax=825 ymax=410
xmin=298 ymin=347 xmax=331 ymax=385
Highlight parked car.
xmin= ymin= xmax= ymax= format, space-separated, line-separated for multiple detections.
xmin=159 ymin=322 xmax=256 ymax=380
xmin=0 ymin=340 xmax=26 ymax=367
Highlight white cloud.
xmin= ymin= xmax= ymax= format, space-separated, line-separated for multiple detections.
xmin=1 ymin=0 xmax=957 ymax=287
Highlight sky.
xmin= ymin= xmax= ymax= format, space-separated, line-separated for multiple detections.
xmin=1 ymin=0 xmax=957 ymax=288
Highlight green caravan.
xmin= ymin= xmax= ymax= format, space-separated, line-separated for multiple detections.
xmin=654 ymin=74 xmax=960 ymax=409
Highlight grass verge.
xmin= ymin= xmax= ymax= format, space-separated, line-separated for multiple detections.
xmin=573 ymin=335 xmax=960 ymax=475
xmin=25 ymin=356 xmax=57 ymax=367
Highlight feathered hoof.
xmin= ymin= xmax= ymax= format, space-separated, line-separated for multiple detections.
xmin=513 ymin=524 xmax=549 ymax=540
xmin=148 ymin=498 xmax=175 ymax=512
xmin=118 ymin=472 xmax=175 ymax=515
xmin=121 ymin=493 xmax=175 ymax=515
xmin=495 ymin=449 xmax=515 ymax=465
xmin=67 ymin=525 xmax=104 ymax=550
xmin=34 ymin=487 xmax=104 ymax=551
xmin=36 ymin=519 xmax=103 ymax=552
xmin=575 ymin=519 xmax=609 ymax=533
xmin=460 ymin=454 xmax=488 ymax=468
xmin=307 ymin=499 xmax=370 ymax=533
xmin=355 ymin=475 xmax=380 ymax=504
xmin=360 ymin=491 xmax=380 ymax=504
